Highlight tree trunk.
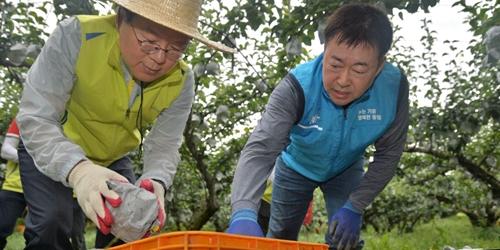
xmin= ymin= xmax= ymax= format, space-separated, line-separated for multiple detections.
xmin=184 ymin=123 xmax=219 ymax=230
xmin=462 ymin=210 xmax=482 ymax=227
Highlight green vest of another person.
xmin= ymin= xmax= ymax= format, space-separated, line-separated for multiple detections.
xmin=2 ymin=161 xmax=22 ymax=193
xmin=63 ymin=15 xmax=189 ymax=166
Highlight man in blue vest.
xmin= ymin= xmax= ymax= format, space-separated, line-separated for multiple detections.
xmin=227 ymin=3 xmax=409 ymax=250
xmin=17 ymin=0 xmax=234 ymax=249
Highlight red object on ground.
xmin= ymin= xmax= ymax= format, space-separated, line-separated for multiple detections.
xmin=302 ymin=201 xmax=314 ymax=226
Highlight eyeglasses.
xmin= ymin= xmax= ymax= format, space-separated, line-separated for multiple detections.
xmin=131 ymin=25 xmax=186 ymax=61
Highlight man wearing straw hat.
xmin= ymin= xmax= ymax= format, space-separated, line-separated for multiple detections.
xmin=16 ymin=0 xmax=234 ymax=248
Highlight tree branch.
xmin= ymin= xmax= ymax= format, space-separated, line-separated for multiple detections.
xmin=0 ymin=58 xmax=32 ymax=68
xmin=405 ymin=146 xmax=500 ymax=200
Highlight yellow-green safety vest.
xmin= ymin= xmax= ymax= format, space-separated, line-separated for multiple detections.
xmin=262 ymin=180 xmax=273 ymax=203
xmin=63 ymin=15 xmax=189 ymax=166
xmin=2 ymin=161 xmax=22 ymax=193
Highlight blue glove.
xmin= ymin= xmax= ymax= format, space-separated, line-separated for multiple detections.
xmin=227 ymin=209 xmax=264 ymax=237
xmin=327 ymin=202 xmax=362 ymax=250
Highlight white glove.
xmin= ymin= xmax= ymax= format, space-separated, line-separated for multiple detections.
xmin=137 ymin=179 xmax=166 ymax=234
xmin=68 ymin=160 xmax=128 ymax=234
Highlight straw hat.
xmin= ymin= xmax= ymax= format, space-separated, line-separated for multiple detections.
xmin=111 ymin=0 xmax=235 ymax=53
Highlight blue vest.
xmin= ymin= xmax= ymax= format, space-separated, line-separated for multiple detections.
xmin=281 ymin=54 xmax=402 ymax=182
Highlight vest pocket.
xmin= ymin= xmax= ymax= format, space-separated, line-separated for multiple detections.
xmin=143 ymin=86 xmax=179 ymax=122
xmin=290 ymin=124 xmax=332 ymax=158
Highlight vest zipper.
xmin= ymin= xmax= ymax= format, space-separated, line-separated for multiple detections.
xmin=338 ymin=107 xmax=347 ymax=152
xmin=125 ymin=83 xmax=140 ymax=118
xmin=332 ymin=107 xmax=348 ymax=168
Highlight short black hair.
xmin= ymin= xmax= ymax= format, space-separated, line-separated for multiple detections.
xmin=117 ymin=6 xmax=136 ymax=24
xmin=324 ymin=3 xmax=393 ymax=59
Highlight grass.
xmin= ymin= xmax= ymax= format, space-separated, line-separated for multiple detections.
xmin=5 ymin=214 xmax=499 ymax=250
xmin=363 ymin=215 xmax=499 ymax=250
xmin=300 ymin=214 xmax=500 ymax=250
xmin=5 ymin=224 xmax=96 ymax=250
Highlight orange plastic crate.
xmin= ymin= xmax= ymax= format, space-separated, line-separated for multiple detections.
xmin=108 ymin=231 xmax=329 ymax=250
